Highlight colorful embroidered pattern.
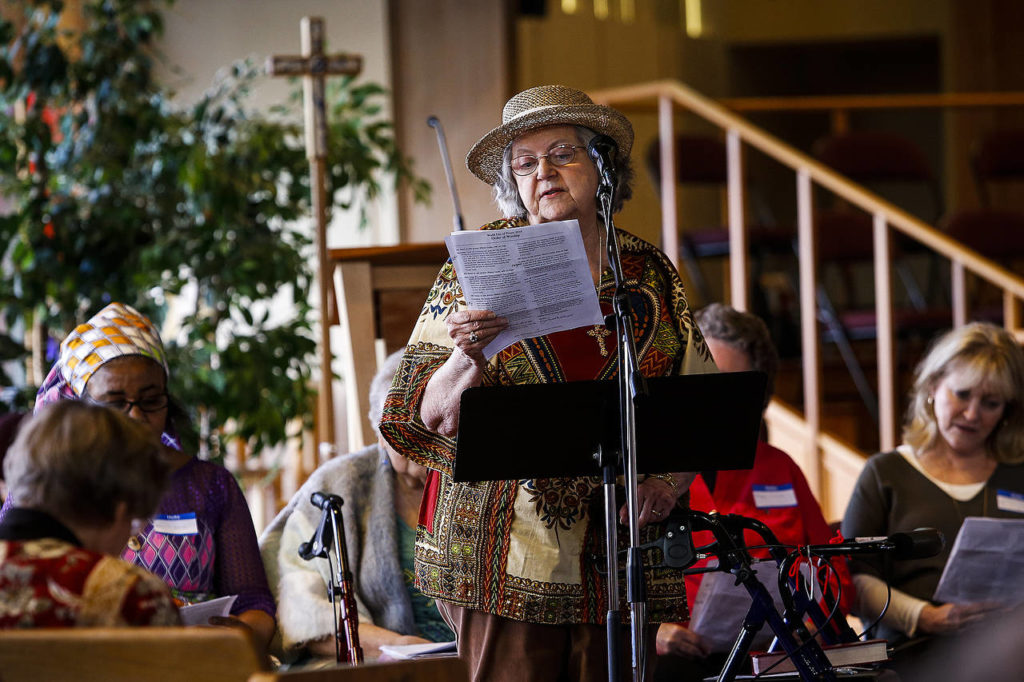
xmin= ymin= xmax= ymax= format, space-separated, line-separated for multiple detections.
xmin=380 ymin=221 xmax=716 ymax=625
xmin=521 ymin=478 xmax=600 ymax=531
xmin=0 ymin=538 xmax=180 ymax=628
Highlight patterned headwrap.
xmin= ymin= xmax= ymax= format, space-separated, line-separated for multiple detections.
xmin=36 ymin=302 xmax=170 ymax=409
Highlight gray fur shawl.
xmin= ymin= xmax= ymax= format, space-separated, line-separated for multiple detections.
xmin=259 ymin=443 xmax=415 ymax=653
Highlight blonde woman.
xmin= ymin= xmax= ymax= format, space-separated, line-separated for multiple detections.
xmin=842 ymin=322 xmax=1024 ymax=669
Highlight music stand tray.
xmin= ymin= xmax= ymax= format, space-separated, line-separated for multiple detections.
xmin=453 ymin=371 xmax=766 ymax=482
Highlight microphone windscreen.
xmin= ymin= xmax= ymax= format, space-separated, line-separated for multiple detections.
xmin=311 ymin=491 xmax=344 ymax=510
xmin=889 ymin=528 xmax=944 ymax=560
xmin=587 ymin=134 xmax=617 ymax=162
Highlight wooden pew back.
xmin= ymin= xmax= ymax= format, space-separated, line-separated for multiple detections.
xmin=0 ymin=626 xmax=267 ymax=682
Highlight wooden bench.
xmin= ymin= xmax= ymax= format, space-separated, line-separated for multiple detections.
xmin=0 ymin=626 xmax=268 ymax=682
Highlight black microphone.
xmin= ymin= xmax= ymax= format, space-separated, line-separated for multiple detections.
xmin=587 ymin=134 xmax=618 ymax=188
xmin=311 ymin=491 xmax=344 ymax=511
xmin=886 ymin=528 xmax=945 ymax=560
xmin=811 ymin=527 xmax=944 ymax=560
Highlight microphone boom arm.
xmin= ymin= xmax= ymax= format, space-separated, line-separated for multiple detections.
xmin=427 ymin=116 xmax=465 ymax=232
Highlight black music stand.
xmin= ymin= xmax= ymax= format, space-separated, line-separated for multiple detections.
xmin=453 ymin=370 xmax=767 ymax=679
xmin=454 ymin=371 xmax=766 ymax=482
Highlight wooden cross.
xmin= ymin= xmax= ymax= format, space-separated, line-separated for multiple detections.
xmin=268 ymin=17 xmax=362 ymax=461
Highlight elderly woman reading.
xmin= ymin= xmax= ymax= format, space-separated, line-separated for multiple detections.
xmin=0 ymin=401 xmax=180 ymax=627
xmin=379 ymin=85 xmax=715 ymax=682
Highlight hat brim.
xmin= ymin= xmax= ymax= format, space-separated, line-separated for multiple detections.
xmin=466 ymin=103 xmax=634 ymax=185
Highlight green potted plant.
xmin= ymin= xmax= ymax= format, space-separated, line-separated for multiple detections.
xmin=0 ymin=0 xmax=428 ymax=459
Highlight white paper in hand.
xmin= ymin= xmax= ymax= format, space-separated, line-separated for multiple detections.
xmin=933 ymin=516 xmax=1024 ymax=605
xmin=179 ymin=594 xmax=237 ymax=626
xmin=445 ymin=220 xmax=603 ymax=358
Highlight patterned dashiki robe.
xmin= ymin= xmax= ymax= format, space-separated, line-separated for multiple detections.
xmin=380 ymin=219 xmax=716 ymax=626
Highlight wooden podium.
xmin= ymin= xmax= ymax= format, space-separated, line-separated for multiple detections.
xmin=331 ymin=242 xmax=448 ymax=454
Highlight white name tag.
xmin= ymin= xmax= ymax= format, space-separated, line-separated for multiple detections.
xmin=752 ymin=484 xmax=797 ymax=509
xmin=996 ymin=489 xmax=1024 ymax=514
xmin=152 ymin=512 xmax=199 ymax=535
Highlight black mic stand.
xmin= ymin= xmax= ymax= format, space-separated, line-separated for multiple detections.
xmin=297 ymin=492 xmax=364 ymax=665
xmin=685 ymin=512 xmax=836 ymax=682
xmin=595 ymin=164 xmax=650 ymax=682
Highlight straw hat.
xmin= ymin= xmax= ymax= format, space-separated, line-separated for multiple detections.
xmin=466 ymin=84 xmax=634 ymax=185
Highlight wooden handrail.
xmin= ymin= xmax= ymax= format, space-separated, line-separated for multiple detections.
xmin=591 ymin=81 xmax=1024 ymax=298
xmin=590 ymin=80 xmax=1024 ymax=511
xmin=603 ymin=90 xmax=1024 ymax=115
xmin=721 ymin=91 xmax=1024 ymax=113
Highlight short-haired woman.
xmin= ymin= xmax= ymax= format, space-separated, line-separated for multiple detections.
xmin=0 ymin=401 xmax=180 ymax=627
xmin=655 ymin=304 xmax=855 ymax=680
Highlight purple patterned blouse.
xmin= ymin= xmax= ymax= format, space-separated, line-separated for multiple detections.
xmin=121 ymin=457 xmax=276 ymax=617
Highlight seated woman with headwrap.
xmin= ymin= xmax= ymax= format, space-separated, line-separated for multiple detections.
xmin=0 ymin=302 xmax=275 ymax=649
xmin=0 ymin=401 xmax=180 ymax=628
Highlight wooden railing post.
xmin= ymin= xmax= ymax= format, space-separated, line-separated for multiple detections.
xmin=952 ymin=260 xmax=968 ymax=328
xmin=658 ymin=95 xmax=679 ymax=271
xmin=1005 ymin=291 xmax=1022 ymax=330
xmin=873 ymin=213 xmax=897 ymax=452
xmin=726 ymin=129 xmax=748 ymax=311
xmin=796 ymin=169 xmax=822 ymax=493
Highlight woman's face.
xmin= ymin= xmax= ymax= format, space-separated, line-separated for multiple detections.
xmin=381 ymin=436 xmax=428 ymax=485
xmin=930 ymin=362 xmax=1007 ymax=458
xmin=84 ymin=356 xmax=168 ymax=438
xmin=511 ymin=125 xmax=600 ymax=227
xmin=705 ymin=337 xmax=752 ymax=374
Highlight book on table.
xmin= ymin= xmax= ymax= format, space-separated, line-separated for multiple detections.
xmin=751 ymin=639 xmax=890 ymax=675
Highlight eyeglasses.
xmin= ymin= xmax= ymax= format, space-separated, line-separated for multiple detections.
xmin=510 ymin=144 xmax=586 ymax=176
xmin=85 ymin=393 xmax=169 ymax=413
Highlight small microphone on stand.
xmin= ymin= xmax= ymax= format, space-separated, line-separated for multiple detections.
xmin=311 ymin=491 xmax=344 ymax=511
xmin=587 ymin=134 xmax=618 ymax=190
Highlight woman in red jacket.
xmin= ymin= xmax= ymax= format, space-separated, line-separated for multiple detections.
xmin=655 ymin=304 xmax=856 ymax=681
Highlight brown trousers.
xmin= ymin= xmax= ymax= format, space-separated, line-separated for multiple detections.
xmin=438 ymin=601 xmax=657 ymax=682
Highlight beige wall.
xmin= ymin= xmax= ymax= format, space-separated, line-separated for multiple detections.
xmin=389 ymin=0 xmax=512 ymax=242
xmin=156 ymin=0 xmax=398 ymax=247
